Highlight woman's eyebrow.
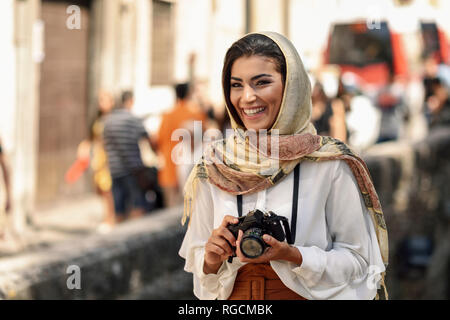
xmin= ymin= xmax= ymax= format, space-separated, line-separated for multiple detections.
xmin=230 ymin=74 xmax=273 ymax=82
xmin=251 ymin=74 xmax=272 ymax=81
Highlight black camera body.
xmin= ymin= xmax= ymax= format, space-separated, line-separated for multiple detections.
xmin=226 ymin=209 xmax=293 ymax=260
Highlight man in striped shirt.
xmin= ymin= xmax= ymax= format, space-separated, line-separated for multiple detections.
xmin=103 ymin=91 xmax=154 ymax=222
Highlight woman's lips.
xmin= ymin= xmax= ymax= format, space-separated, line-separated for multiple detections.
xmin=241 ymin=106 xmax=267 ymax=119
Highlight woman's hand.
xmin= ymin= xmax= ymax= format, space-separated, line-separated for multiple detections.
xmin=203 ymin=215 xmax=239 ymax=274
xmin=235 ymin=230 xmax=303 ymax=265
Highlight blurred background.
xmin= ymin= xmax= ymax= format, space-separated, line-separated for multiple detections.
xmin=0 ymin=0 xmax=449 ymax=300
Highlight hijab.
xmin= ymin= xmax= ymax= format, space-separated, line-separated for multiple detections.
xmin=182 ymin=31 xmax=388 ymax=299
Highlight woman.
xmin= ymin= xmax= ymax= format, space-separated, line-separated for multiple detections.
xmin=179 ymin=32 xmax=388 ymax=300
xmin=72 ymin=90 xmax=116 ymax=231
xmin=311 ymin=81 xmax=347 ymax=142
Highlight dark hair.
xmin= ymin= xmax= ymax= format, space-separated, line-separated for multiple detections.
xmin=222 ymin=34 xmax=287 ymax=127
xmin=312 ymin=81 xmax=329 ymax=104
xmin=121 ymin=90 xmax=134 ymax=105
xmin=175 ymin=83 xmax=190 ymax=100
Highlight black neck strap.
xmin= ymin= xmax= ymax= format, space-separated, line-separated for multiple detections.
xmin=236 ymin=163 xmax=300 ymax=244
xmin=237 ymin=193 xmax=243 ymax=218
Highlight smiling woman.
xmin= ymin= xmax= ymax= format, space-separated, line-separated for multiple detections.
xmin=179 ymin=32 xmax=389 ymax=301
xmin=222 ymin=33 xmax=287 ymax=132
xmin=229 ymin=56 xmax=284 ymax=131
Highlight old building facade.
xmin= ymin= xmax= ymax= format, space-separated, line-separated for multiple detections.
xmin=0 ymin=0 xmax=448 ymax=232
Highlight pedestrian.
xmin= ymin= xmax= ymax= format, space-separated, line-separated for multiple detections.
xmin=66 ymin=90 xmax=116 ymax=233
xmin=339 ymin=73 xmax=381 ymax=152
xmin=90 ymin=91 xmax=116 ymax=231
xmin=375 ymin=75 xmax=408 ymax=143
xmin=0 ymin=136 xmax=11 ymax=240
xmin=157 ymin=83 xmax=206 ymax=207
xmin=311 ymin=80 xmax=347 ymax=142
xmin=421 ymin=55 xmax=450 ymax=129
xmin=179 ymin=32 xmax=388 ymax=300
xmin=103 ymin=91 xmax=155 ymax=222
xmin=425 ymin=79 xmax=450 ymax=129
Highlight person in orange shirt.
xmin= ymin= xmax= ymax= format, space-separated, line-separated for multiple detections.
xmin=157 ymin=83 xmax=207 ymax=207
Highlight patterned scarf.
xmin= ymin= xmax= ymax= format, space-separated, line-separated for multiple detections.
xmin=182 ymin=32 xmax=388 ymax=299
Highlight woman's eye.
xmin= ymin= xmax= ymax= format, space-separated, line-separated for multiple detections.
xmin=231 ymin=83 xmax=242 ymax=88
xmin=256 ymin=80 xmax=271 ymax=86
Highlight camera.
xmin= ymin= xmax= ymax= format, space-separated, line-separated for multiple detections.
xmin=226 ymin=209 xmax=293 ymax=261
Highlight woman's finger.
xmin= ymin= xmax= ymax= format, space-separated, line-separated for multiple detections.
xmin=262 ymin=234 xmax=280 ymax=248
xmin=205 ymin=242 xmax=225 ymax=256
xmin=218 ymin=227 xmax=238 ymax=247
xmin=210 ymin=235 xmax=234 ymax=256
xmin=210 ymin=215 xmax=239 ymax=247
xmin=238 ymin=229 xmax=243 ymax=242
xmin=220 ymin=215 xmax=239 ymax=228
xmin=235 ymin=230 xmax=248 ymax=261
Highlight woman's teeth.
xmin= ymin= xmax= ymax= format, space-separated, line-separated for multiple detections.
xmin=243 ymin=107 xmax=266 ymax=115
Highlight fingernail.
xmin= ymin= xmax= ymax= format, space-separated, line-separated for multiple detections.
xmin=263 ymin=235 xmax=270 ymax=241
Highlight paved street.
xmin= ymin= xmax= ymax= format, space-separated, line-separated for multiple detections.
xmin=0 ymin=194 xmax=103 ymax=258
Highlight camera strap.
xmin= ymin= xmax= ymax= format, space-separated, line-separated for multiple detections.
xmin=290 ymin=163 xmax=300 ymax=244
xmin=237 ymin=193 xmax=243 ymax=217
xmin=236 ymin=163 xmax=300 ymax=244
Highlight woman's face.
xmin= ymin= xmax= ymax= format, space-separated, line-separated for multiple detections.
xmin=98 ymin=91 xmax=114 ymax=113
xmin=229 ymin=55 xmax=284 ymax=131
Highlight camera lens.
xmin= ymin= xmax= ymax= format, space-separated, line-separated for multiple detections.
xmin=240 ymin=228 xmax=265 ymax=258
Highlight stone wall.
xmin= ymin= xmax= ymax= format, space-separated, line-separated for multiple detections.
xmin=1 ymin=127 xmax=449 ymax=300
xmin=0 ymin=206 xmax=195 ymax=300
xmin=364 ymin=126 xmax=450 ymax=300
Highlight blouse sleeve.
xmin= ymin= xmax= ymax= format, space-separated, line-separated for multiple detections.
xmin=178 ymin=179 xmax=243 ymax=300
xmin=290 ymin=160 xmax=385 ymax=299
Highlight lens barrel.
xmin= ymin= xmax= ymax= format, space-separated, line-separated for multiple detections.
xmin=240 ymin=227 xmax=266 ymax=258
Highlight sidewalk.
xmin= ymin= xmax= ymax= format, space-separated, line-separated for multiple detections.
xmin=0 ymin=194 xmax=104 ymax=258
xmin=0 ymin=200 xmax=190 ymax=300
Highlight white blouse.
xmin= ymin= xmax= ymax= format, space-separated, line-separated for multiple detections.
xmin=179 ymin=159 xmax=385 ymax=300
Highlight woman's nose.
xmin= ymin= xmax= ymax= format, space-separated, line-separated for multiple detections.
xmin=242 ymin=85 xmax=256 ymax=103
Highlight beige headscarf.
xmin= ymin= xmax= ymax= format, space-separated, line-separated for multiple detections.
xmin=182 ymin=31 xmax=389 ymax=299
